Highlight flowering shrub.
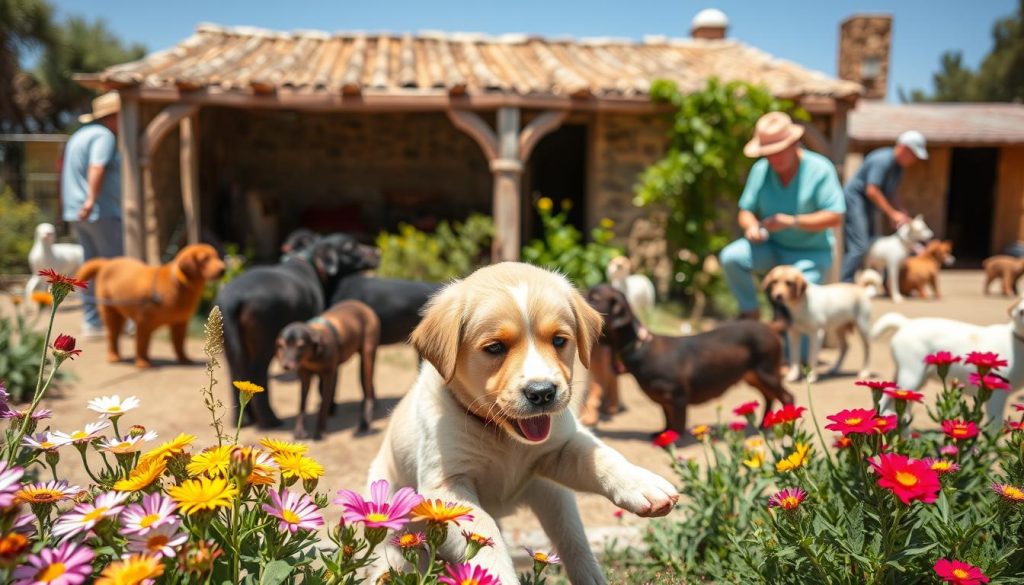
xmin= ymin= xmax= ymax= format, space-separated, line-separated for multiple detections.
xmin=1 ymin=290 xmax=67 ymax=402
xmin=609 ymin=350 xmax=1024 ymax=583
xmin=0 ymin=270 xmax=562 ymax=584
xmin=521 ymin=197 xmax=622 ymax=290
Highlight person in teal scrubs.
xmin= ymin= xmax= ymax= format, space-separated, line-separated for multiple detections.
xmin=720 ymin=111 xmax=846 ymax=320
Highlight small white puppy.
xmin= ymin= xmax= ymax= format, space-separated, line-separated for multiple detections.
xmin=763 ymin=265 xmax=874 ymax=383
xmin=368 ymin=263 xmax=678 ymax=584
xmin=26 ymin=223 xmax=84 ymax=300
xmin=872 ymin=297 xmax=1024 ymax=421
xmin=606 ymin=255 xmax=656 ymax=324
xmin=864 ymin=215 xmax=934 ymax=303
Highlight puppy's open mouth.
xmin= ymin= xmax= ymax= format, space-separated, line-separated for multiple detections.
xmin=512 ymin=415 xmax=552 ymax=442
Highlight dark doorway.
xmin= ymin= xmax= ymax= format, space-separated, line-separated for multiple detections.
xmin=525 ymin=124 xmax=587 ymax=241
xmin=945 ymin=147 xmax=999 ymax=264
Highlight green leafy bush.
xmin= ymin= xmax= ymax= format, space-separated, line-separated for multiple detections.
xmin=376 ymin=214 xmax=493 ymax=282
xmin=0 ymin=295 xmax=66 ymax=402
xmin=521 ymin=197 xmax=622 ymax=290
xmin=0 ymin=187 xmax=47 ymax=274
xmin=196 ymin=242 xmax=249 ymax=321
xmin=610 ymin=354 xmax=1024 ymax=583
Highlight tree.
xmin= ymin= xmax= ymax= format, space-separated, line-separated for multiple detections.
xmin=0 ymin=0 xmax=56 ymax=132
xmin=633 ymin=78 xmax=803 ymax=304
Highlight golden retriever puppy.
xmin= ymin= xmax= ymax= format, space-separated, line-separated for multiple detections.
xmin=367 ymin=262 xmax=678 ymax=584
xmin=75 ymin=244 xmax=225 ymax=368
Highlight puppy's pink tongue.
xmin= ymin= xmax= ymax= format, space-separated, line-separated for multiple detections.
xmin=517 ymin=415 xmax=552 ymax=442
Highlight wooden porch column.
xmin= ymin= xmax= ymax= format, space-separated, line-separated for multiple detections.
xmin=138 ymin=104 xmax=199 ymax=262
xmin=118 ymin=96 xmax=145 ymax=260
xmin=180 ymin=114 xmax=200 ymax=244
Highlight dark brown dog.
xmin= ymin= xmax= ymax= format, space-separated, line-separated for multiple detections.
xmin=76 ymin=244 xmax=225 ymax=368
xmin=983 ymin=255 xmax=1024 ymax=296
xmin=899 ymin=240 xmax=955 ymax=299
xmin=586 ymin=284 xmax=793 ymax=435
xmin=276 ymin=300 xmax=380 ymax=439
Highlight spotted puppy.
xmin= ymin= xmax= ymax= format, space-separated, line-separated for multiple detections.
xmin=276 ymin=300 xmax=380 ymax=439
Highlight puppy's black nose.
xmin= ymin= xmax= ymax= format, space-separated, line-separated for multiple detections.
xmin=523 ymin=381 xmax=557 ymax=406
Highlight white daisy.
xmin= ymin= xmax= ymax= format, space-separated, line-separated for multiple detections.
xmin=51 ymin=421 xmax=110 ymax=445
xmin=126 ymin=523 xmax=187 ymax=558
xmin=98 ymin=431 xmax=158 ymax=454
xmin=21 ymin=432 xmax=71 ymax=451
xmin=52 ymin=491 xmax=130 ymax=540
xmin=87 ymin=395 xmax=141 ymax=417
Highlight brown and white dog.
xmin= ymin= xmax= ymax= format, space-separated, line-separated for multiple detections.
xmin=983 ymin=254 xmax=1024 ymax=297
xmin=367 ymin=263 xmax=677 ymax=584
xmin=276 ymin=300 xmax=380 ymax=439
xmin=899 ymin=240 xmax=955 ymax=299
xmin=75 ymin=244 xmax=225 ymax=368
xmin=763 ymin=265 xmax=874 ymax=382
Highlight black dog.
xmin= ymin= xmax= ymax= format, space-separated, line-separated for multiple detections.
xmin=216 ymin=234 xmax=378 ymax=427
xmin=586 ymin=284 xmax=793 ymax=435
xmin=330 ymin=275 xmax=441 ymax=346
xmin=281 ymin=228 xmax=320 ymax=257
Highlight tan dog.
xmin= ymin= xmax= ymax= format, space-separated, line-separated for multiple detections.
xmin=275 ymin=300 xmax=380 ymax=439
xmin=367 ymin=263 xmax=678 ymax=584
xmin=983 ymin=255 xmax=1024 ymax=297
xmin=76 ymin=244 xmax=225 ymax=368
xmin=763 ymin=265 xmax=874 ymax=382
xmin=899 ymin=240 xmax=955 ymax=299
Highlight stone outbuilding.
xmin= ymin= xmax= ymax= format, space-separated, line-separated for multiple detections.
xmin=76 ymin=17 xmax=861 ymax=263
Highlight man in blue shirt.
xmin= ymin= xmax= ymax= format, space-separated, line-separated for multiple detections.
xmin=720 ymin=112 xmax=846 ymax=320
xmin=839 ymin=131 xmax=928 ymax=282
xmin=61 ymin=92 xmax=123 ymax=338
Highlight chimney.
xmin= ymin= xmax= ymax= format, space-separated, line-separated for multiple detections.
xmin=838 ymin=14 xmax=893 ymax=100
xmin=691 ymin=8 xmax=728 ymax=40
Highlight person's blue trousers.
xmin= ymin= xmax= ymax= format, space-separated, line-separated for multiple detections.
xmin=72 ymin=218 xmax=124 ymax=329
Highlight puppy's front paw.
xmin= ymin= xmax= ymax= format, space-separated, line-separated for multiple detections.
xmin=612 ymin=468 xmax=679 ymax=518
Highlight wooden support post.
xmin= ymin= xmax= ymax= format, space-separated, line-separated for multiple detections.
xmin=180 ymin=114 xmax=200 ymax=244
xmin=492 ymin=107 xmax=522 ymax=262
xmin=142 ymin=164 xmax=160 ymax=263
xmin=118 ymin=96 xmax=144 ymax=260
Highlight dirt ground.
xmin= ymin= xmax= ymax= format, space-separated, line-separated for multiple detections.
xmin=10 ymin=269 xmax=1024 ymax=553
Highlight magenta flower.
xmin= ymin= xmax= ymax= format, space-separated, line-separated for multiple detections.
xmin=0 ymin=460 xmax=25 ymax=508
xmin=335 ymin=479 xmax=423 ymax=530
xmin=127 ymin=523 xmax=188 ymax=558
xmin=121 ymin=492 xmax=178 ymax=535
xmin=263 ymin=489 xmax=324 ymax=534
xmin=964 ymin=351 xmax=1007 ymax=373
xmin=940 ymin=444 xmax=960 ymax=457
xmin=854 ymin=379 xmax=898 ymax=390
xmin=52 ymin=491 xmax=129 ymax=540
xmin=768 ymin=487 xmax=808 ymax=510
xmin=969 ymin=372 xmax=1011 ymax=391
xmin=2 ymin=408 xmax=53 ymax=421
xmin=925 ymin=351 xmax=961 ymax=366
xmin=12 ymin=541 xmax=94 ymax=585
xmin=439 ymin=562 xmax=502 ymax=585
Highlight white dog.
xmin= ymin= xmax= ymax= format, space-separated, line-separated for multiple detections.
xmin=864 ymin=215 xmax=934 ymax=303
xmin=872 ymin=297 xmax=1024 ymax=421
xmin=763 ymin=265 xmax=874 ymax=383
xmin=26 ymin=223 xmax=84 ymax=300
xmin=606 ymin=255 xmax=656 ymax=324
xmin=367 ymin=263 xmax=678 ymax=584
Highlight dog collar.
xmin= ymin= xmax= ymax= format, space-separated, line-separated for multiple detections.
xmin=620 ymin=324 xmax=653 ymax=354
xmin=307 ymin=316 xmax=341 ymax=357
xmin=172 ymin=265 xmax=190 ymax=286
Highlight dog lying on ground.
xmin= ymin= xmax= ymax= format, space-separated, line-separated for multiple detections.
xmin=606 ymin=255 xmax=656 ymax=324
xmin=983 ymin=255 xmax=1024 ymax=296
xmin=331 ymin=275 xmax=441 ymax=345
xmin=586 ymin=284 xmax=793 ymax=435
xmin=75 ymin=244 xmax=225 ymax=368
xmin=899 ymin=240 xmax=955 ymax=299
xmin=763 ymin=265 xmax=874 ymax=383
xmin=216 ymin=234 xmax=378 ymax=428
xmin=26 ymin=223 xmax=84 ymax=301
xmin=276 ymin=300 xmax=380 ymax=439
xmin=872 ymin=297 xmax=1024 ymax=422
xmin=864 ymin=214 xmax=934 ymax=303
xmin=367 ymin=263 xmax=678 ymax=584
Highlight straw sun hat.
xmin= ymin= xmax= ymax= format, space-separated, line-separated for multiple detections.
xmin=78 ymin=92 xmax=121 ymax=124
xmin=743 ymin=111 xmax=805 ymax=158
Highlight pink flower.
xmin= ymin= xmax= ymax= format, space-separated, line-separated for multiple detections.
xmin=870 ymin=453 xmax=941 ymax=505
xmin=52 ymin=491 xmax=129 ymax=540
xmin=940 ymin=444 xmax=959 ymax=457
xmin=825 ymin=408 xmax=877 ymax=435
xmin=0 ymin=460 xmax=25 ymax=508
xmin=1013 ymin=403 xmax=1024 ymax=412
xmin=763 ymin=404 xmax=806 ymax=428
xmin=872 ymin=415 xmax=898 ymax=434
xmin=943 ymin=420 xmax=979 ymax=441
xmin=334 ymin=479 xmax=422 ymax=530
xmin=438 ymin=563 xmax=501 ymax=585
xmin=51 ymin=334 xmax=82 ymax=360
xmin=263 ymin=489 xmax=324 ymax=533
xmin=854 ymin=379 xmax=898 ymax=390
xmin=923 ymin=458 xmax=960 ymax=475
xmin=933 ymin=558 xmax=989 ymax=584
xmin=881 ymin=388 xmax=924 ymax=402
xmin=612 ymin=509 xmax=624 ymax=519
xmin=733 ymin=401 xmax=759 ymax=416
xmin=729 ymin=421 xmax=747 ymax=431
xmin=767 ymin=487 xmax=807 ymax=510
xmin=968 ymin=373 xmax=1011 ymax=391
xmin=12 ymin=541 xmax=94 ymax=585
xmin=121 ymin=492 xmax=178 ymax=535
xmin=964 ymin=352 xmax=1007 ymax=373
xmin=925 ymin=351 xmax=961 ymax=367
xmin=126 ymin=523 xmax=187 ymax=558
xmin=652 ymin=430 xmax=679 ymax=447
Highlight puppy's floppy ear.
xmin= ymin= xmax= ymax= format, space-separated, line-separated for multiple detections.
xmin=570 ymin=288 xmax=603 ymax=369
xmin=761 ymin=267 xmax=779 ymax=291
xmin=411 ymin=283 xmax=464 ymax=383
xmin=795 ymin=274 xmax=808 ymax=299
xmin=176 ymin=248 xmax=199 ymax=279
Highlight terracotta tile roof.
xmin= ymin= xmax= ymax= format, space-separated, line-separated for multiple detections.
xmin=80 ymin=24 xmax=861 ymax=101
xmin=850 ymin=102 xmax=1024 ymax=145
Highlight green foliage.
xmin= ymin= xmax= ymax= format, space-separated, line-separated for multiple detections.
xmin=634 ymin=78 xmax=803 ymax=303
xmin=0 ymin=187 xmax=46 ymax=274
xmin=196 ymin=242 xmax=249 ymax=321
xmin=376 ymin=214 xmax=493 ymax=282
xmin=612 ymin=363 xmax=1024 ymax=584
xmin=521 ymin=197 xmax=622 ymax=290
xmin=0 ymin=298 xmax=65 ymax=402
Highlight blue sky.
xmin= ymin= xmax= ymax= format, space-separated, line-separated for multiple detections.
xmin=52 ymin=0 xmax=1015 ymax=100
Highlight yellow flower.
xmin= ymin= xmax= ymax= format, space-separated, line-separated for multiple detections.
xmin=776 ymin=443 xmax=811 ymax=473
xmin=600 ymin=217 xmax=615 ymax=229
xmin=234 ymin=447 xmax=277 ymax=486
xmin=167 ymin=477 xmax=238 ymax=515
xmin=186 ymin=445 xmax=233 ymax=478
xmin=139 ymin=433 xmax=196 ymax=465
xmin=690 ymin=424 xmax=711 ymax=440
xmin=31 ymin=291 xmax=53 ymax=306
xmin=537 ymin=197 xmax=553 ymax=212
xmin=114 ymin=457 xmax=167 ymax=492
xmin=744 ymin=436 xmax=765 ymax=451
xmin=96 ymin=553 xmax=165 ymax=585
xmin=411 ymin=499 xmax=475 ymax=525
xmin=232 ymin=380 xmax=264 ymax=395
xmin=259 ymin=437 xmax=309 ymax=456
xmin=274 ymin=452 xmax=324 ymax=481
xmin=742 ymin=451 xmax=765 ymax=469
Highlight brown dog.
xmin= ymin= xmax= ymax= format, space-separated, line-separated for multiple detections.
xmin=899 ymin=240 xmax=955 ymax=299
xmin=983 ymin=255 xmax=1024 ymax=296
xmin=275 ymin=300 xmax=380 ymax=439
xmin=586 ymin=284 xmax=793 ymax=435
xmin=75 ymin=244 xmax=225 ymax=368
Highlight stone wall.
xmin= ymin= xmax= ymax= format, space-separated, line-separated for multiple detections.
xmin=838 ymin=15 xmax=892 ymax=100
xmin=896 ymin=146 xmax=951 ymax=239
